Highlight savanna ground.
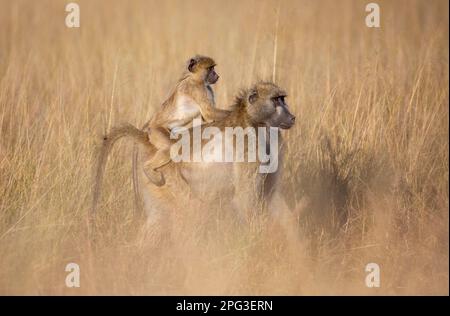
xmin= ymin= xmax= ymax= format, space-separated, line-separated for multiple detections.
xmin=0 ymin=0 xmax=448 ymax=295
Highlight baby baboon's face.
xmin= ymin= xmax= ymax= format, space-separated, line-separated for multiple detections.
xmin=247 ymin=82 xmax=296 ymax=129
xmin=188 ymin=55 xmax=219 ymax=85
xmin=205 ymin=65 xmax=219 ymax=85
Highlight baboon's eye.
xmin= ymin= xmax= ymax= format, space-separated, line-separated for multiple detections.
xmin=272 ymin=96 xmax=284 ymax=106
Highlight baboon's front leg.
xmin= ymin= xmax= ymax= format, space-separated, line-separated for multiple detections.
xmin=231 ymin=163 xmax=265 ymax=224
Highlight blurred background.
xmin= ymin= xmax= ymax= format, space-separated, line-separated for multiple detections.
xmin=0 ymin=0 xmax=448 ymax=295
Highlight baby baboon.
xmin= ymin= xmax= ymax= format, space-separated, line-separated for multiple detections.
xmin=144 ymin=55 xmax=230 ymax=186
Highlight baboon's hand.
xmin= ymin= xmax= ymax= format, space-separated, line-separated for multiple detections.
xmin=203 ymin=108 xmax=231 ymax=123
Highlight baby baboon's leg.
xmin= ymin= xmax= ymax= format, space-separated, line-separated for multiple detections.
xmin=144 ymin=128 xmax=172 ymax=186
xmin=148 ymin=127 xmax=172 ymax=148
xmin=144 ymin=149 xmax=172 ymax=182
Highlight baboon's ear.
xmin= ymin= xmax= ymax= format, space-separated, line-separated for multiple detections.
xmin=248 ymin=91 xmax=258 ymax=104
xmin=188 ymin=59 xmax=197 ymax=72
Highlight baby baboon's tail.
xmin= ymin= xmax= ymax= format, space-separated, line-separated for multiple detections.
xmin=91 ymin=124 xmax=149 ymax=218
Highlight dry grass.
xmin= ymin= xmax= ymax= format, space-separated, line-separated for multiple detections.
xmin=0 ymin=0 xmax=448 ymax=295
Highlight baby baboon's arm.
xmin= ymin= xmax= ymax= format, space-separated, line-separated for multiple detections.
xmin=194 ymin=91 xmax=230 ymax=122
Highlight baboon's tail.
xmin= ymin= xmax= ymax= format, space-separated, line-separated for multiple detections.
xmin=91 ymin=124 xmax=149 ymax=219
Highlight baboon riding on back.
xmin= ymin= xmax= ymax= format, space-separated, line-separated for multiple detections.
xmin=92 ymin=58 xmax=295 ymax=224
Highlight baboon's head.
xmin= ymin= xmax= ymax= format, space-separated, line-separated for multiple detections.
xmin=245 ymin=82 xmax=296 ymax=129
xmin=187 ymin=55 xmax=219 ymax=85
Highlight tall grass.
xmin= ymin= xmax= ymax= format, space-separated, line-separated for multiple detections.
xmin=0 ymin=0 xmax=448 ymax=295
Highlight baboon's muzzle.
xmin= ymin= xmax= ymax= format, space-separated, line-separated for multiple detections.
xmin=279 ymin=112 xmax=296 ymax=129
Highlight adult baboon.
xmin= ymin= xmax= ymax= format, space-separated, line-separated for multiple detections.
xmin=132 ymin=82 xmax=295 ymax=223
xmin=92 ymin=82 xmax=295 ymax=224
